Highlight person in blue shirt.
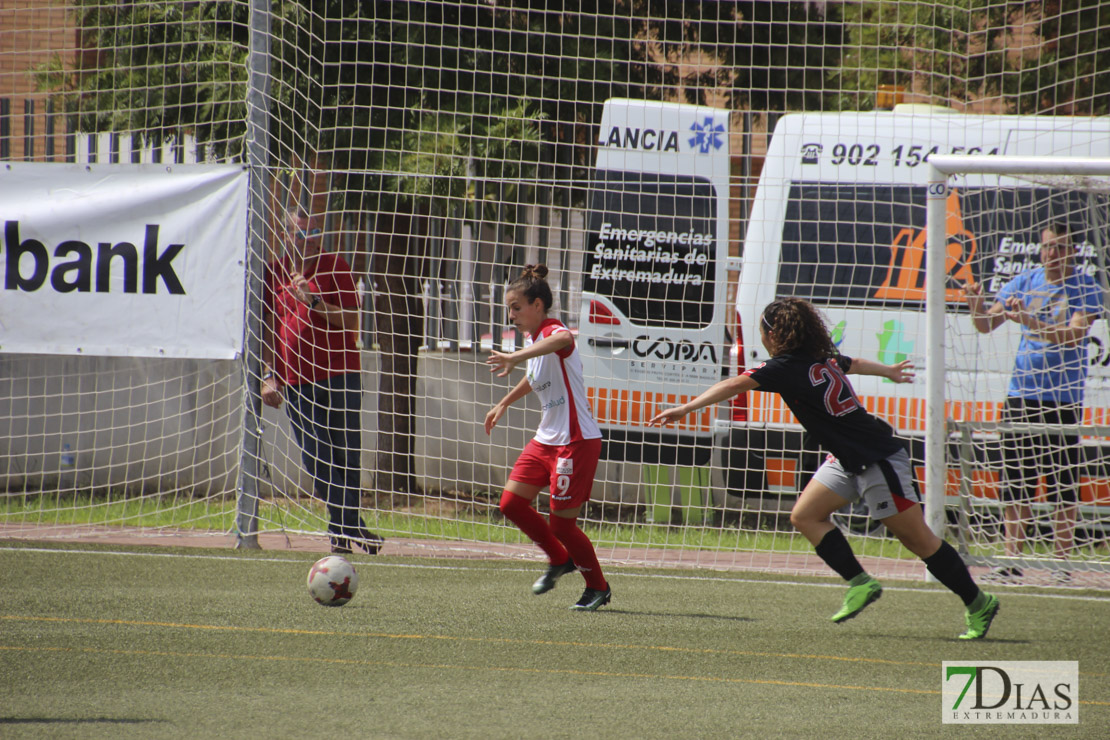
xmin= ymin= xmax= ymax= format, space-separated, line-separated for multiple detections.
xmin=965 ymin=222 xmax=1105 ymax=583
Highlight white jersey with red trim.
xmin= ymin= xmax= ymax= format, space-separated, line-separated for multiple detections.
xmin=525 ymin=318 xmax=602 ymax=445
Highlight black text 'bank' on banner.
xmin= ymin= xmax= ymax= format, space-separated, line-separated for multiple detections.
xmin=0 ymin=163 xmax=248 ymax=359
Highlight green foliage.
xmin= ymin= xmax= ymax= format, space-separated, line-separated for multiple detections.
xmin=37 ymin=0 xmax=848 ymax=212
xmin=391 ymin=114 xmax=471 ymax=201
xmin=727 ymin=0 xmax=846 ymax=111
xmin=37 ymin=0 xmax=1110 ymax=191
xmin=1036 ymin=0 xmax=1110 ymax=114
xmin=38 ymin=0 xmax=249 ymax=157
xmin=838 ymin=0 xmax=1110 ymax=114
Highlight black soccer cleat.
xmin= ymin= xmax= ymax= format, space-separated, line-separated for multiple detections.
xmin=570 ymin=585 xmax=612 ymax=611
xmin=532 ymin=558 xmax=577 ymax=594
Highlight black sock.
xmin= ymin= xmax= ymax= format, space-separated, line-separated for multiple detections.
xmin=814 ymin=528 xmax=865 ymax=582
xmin=924 ymin=540 xmax=980 ymax=606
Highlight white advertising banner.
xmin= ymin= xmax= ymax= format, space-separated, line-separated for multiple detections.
xmin=0 ymin=163 xmax=249 ymax=359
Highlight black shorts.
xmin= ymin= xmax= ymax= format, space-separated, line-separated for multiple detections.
xmin=999 ymin=397 xmax=1081 ymax=504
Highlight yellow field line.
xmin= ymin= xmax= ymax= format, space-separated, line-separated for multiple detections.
xmin=4 ymin=644 xmax=1109 ymax=708
xmin=0 ymin=613 xmax=940 ymax=668
xmin=0 ymin=644 xmax=939 ymax=697
xmin=4 ymin=612 xmax=1105 ymax=687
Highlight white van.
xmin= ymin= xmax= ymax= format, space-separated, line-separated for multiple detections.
xmin=726 ymin=109 xmax=1110 ymax=522
xmin=578 ymin=99 xmax=732 ymax=467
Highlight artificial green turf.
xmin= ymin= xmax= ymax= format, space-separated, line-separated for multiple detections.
xmin=0 ymin=541 xmax=1106 ymax=739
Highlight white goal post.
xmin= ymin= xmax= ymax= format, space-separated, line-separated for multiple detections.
xmin=925 ymin=155 xmax=1110 ymax=556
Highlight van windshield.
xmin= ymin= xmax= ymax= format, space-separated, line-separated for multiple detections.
xmin=777 ymin=182 xmax=1101 ymax=307
xmin=583 ymin=170 xmax=717 ymax=329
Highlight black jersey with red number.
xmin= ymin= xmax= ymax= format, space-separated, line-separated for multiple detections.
xmin=743 ymin=353 xmax=904 ymax=473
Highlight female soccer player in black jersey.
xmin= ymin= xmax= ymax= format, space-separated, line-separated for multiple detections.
xmin=648 ymin=297 xmax=1000 ymax=639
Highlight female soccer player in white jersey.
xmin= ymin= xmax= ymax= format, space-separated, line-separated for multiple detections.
xmin=649 ymin=297 xmax=1000 ymax=639
xmin=484 ymin=265 xmax=611 ymax=610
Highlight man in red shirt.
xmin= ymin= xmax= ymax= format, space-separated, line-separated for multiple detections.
xmin=261 ymin=210 xmax=382 ymax=554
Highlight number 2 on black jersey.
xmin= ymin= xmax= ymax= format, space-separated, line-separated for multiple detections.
xmin=808 ymin=359 xmax=860 ymax=417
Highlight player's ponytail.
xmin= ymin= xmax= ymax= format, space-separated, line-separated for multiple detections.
xmin=760 ymin=297 xmax=837 ymax=359
xmin=508 ymin=264 xmax=554 ymax=312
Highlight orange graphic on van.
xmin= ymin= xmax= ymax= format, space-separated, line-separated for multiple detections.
xmin=586 ymin=386 xmax=715 ymax=432
xmin=874 ymin=189 xmax=976 ymax=302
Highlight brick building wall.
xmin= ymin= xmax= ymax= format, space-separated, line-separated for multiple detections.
xmin=0 ymin=0 xmax=78 ymax=160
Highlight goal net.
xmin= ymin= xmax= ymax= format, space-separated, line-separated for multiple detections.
xmin=925 ymin=155 xmax=1110 ymax=587
xmin=3 ymin=2 xmax=1110 ymax=588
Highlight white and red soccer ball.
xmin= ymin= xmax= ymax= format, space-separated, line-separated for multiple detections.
xmin=307 ymin=555 xmax=359 ymax=606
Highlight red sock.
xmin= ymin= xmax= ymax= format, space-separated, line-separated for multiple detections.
xmin=499 ymin=491 xmax=569 ymax=565
xmin=550 ymin=516 xmax=607 ymax=590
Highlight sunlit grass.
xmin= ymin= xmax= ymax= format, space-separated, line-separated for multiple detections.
xmin=4 ymin=491 xmax=1106 ymax=564
xmin=0 ymin=491 xmax=901 ymax=558
xmin=0 ymin=491 xmax=236 ymax=530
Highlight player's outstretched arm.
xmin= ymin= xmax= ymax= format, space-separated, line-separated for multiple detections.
xmin=647 ymin=375 xmax=759 ymax=426
xmin=846 ymin=358 xmax=915 ymax=384
xmin=486 ymin=330 xmax=573 ymax=377
xmin=485 ymin=376 xmax=532 ymax=435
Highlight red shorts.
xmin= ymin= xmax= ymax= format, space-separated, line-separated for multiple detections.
xmin=508 ymin=437 xmax=602 ymax=511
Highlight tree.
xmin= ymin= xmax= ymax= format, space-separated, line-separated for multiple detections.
xmin=36 ymin=0 xmax=249 ymax=156
xmin=837 ymin=0 xmax=1110 ymax=114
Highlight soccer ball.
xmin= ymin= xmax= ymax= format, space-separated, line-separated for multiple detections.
xmin=307 ymin=555 xmax=359 ymax=607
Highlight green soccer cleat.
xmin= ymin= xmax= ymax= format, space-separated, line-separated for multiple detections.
xmin=959 ymin=593 xmax=1000 ymax=640
xmin=532 ymin=558 xmax=577 ymax=595
xmin=570 ymin=586 xmax=611 ymax=611
xmin=830 ymin=579 xmax=883 ymax=623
